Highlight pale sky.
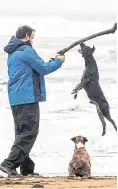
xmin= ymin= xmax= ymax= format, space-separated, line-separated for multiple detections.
xmin=0 ymin=0 xmax=117 ymax=13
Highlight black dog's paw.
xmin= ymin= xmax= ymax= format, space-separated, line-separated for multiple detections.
xmin=74 ymin=94 xmax=77 ymax=99
xmin=71 ymin=90 xmax=76 ymax=94
xmin=71 ymin=90 xmax=78 ymax=99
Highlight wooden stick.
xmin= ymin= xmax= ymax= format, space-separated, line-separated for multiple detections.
xmin=57 ymin=23 xmax=117 ymax=55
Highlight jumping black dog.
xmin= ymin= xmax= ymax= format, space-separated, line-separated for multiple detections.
xmin=71 ymin=42 xmax=117 ymax=136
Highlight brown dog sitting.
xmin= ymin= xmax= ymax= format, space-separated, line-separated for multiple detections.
xmin=68 ymin=135 xmax=91 ymax=178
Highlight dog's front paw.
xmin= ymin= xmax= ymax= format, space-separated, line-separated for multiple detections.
xmin=71 ymin=90 xmax=76 ymax=94
xmin=68 ymin=175 xmax=77 ymax=179
xmin=71 ymin=90 xmax=78 ymax=99
xmin=81 ymin=175 xmax=89 ymax=180
xmin=74 ymin=94 xmax=77 ymax=99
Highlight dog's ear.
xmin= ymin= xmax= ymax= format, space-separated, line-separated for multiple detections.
xmin=92 ymin=45 xmax=95 ymax=53
xmin=70 ymin=137 xmax=76 ymax=143
xmin=83 ymin=137 xmax=88 ymax=143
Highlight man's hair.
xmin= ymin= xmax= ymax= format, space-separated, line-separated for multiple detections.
xmin=16 ymin=25 xmax=35 ymax=39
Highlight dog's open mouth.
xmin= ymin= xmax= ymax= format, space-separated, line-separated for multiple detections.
xmin=78 ymin=49 xmax=83 ymax=54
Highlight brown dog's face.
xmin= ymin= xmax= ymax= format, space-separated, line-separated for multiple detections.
xmin=70 ymin=135 xmax=88 ymax=149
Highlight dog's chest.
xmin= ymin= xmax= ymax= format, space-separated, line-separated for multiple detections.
xmin=82 ymin=68 xmax=99 ymax=82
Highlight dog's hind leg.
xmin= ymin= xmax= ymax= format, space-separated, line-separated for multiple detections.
xmin=89 ymin=100 xmax=106 ymax=136
xmin=101 ymin=104 xmax=117 ymax=132
xmin=104 ymin=114 xmax=117 ymax=132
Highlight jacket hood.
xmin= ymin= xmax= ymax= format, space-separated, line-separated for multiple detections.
xmin=4 ymin=36 xmax=32 ymax=54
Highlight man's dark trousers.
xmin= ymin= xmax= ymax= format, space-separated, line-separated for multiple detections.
xmin=2 ymin=102 xmax=39 ymax=175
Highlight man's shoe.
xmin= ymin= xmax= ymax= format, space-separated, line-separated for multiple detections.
xmin=0 ymin=164 xmax=18 ymax=176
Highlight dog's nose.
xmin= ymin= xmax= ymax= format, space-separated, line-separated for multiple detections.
xmin=80 ymin=42 xmax=85 ymax=49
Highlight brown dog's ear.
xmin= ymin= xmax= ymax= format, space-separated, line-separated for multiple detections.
xmin=70 ymin=137 xmax=76 ymax=143
xmin=84 ymin=137 xmax=88 ymax=143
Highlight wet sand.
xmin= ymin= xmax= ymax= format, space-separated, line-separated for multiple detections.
xmin=0 ymin=176 xmax=117 ymax=188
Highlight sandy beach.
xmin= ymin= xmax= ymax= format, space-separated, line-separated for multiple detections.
xmin=0 ymin=176 xmax=117 ymax=188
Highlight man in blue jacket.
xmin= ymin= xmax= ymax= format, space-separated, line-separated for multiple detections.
xmin=0 ymin=25 xmax=65 ymax=176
